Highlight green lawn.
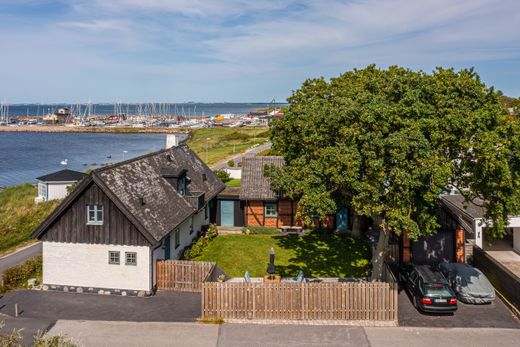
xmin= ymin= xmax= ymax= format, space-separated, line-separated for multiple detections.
xmin=0 ymin=184 xmax=60 ymax=254
xmin=186 ymin=127 xmax=269 ymax=165
xmin=192 ymin=233 xmax=371 ymax=278
xmin=225 ymin=178 xmax=241 ymax=187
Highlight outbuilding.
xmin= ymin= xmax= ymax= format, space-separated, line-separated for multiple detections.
xmin=35 ymin=169 xmax=87 ymax=203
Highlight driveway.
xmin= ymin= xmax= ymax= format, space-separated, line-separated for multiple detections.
xmin=398 ymin=288 xmax=520 ymax=328
xmin=0 ymin=290 xmax=201 ymax=322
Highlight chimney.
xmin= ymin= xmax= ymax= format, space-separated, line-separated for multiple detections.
xmin=165 ymin=133 xmax=189 ymax=149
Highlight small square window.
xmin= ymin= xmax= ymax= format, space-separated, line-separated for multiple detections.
xmin=108 ymin=251 xmax=120 ymax=265
xmin=125 ymin=252 xmax=137 ymax=266
xmin=265 ymin=203 xmax=278 ymax=218
xmin=189 ymin=216 xmax=194 ymax=234
xmin=174 ymin=229 xmax=180 ymax=249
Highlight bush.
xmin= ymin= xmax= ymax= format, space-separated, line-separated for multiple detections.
xmin=182 ymin=224 xmax=218 ymax=260
xmin=1 ymin=256 xmax=42 ymax=293
xmin=213 ymin=169 xmax=231 ymax=183
xmin=227 ymin=159 xmax=235 ymax=167
xmin=243 ymin=226 xmax=280 ymax=235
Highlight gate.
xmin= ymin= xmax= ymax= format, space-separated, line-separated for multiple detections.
xmin=156 ymin=260 xmax=214 ymax=292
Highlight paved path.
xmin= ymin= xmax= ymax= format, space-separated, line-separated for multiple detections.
xmin=0 ymin=290 xmax=201 ymax=322
xmin=398 ymin=287 xmax=520 ymax=328
xmin=0 ymin=242 xmax=41 ymax=278
xmin=211 ymin=142 xmax=272 ymax=170
xmin=46 ymin=321 xmax=520 ymax=347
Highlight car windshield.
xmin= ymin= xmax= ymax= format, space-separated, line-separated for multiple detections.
xmin=425 ymin=284 xmax=452 ymax=297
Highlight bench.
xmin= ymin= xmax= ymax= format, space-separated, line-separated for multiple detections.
xmin=280 ymin=226 xmax=304 ymax=237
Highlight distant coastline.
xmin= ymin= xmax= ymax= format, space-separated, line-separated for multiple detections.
xmin=0 ymin=125 xmax=187 ymax=134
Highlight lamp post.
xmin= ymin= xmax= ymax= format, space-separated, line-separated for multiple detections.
xmin=205 ymin=138 xmax=210 ymax=163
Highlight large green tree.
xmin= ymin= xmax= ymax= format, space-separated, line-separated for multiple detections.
xmin=268 ymin=65 xmax=520 ymax=280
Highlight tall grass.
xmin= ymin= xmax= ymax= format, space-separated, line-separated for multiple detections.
xmin=0 ymin=184 xmax=60 ymax=254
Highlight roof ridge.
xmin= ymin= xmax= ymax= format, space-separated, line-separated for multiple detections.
xmin=94 ymin=144 xmax=187 ymax=173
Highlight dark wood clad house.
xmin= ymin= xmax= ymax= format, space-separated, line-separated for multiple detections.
xmin=33 ymin=144 xmax=224 ymax=293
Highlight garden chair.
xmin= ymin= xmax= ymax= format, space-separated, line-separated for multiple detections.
xmin=283 ymin=270 xmax=305 ymax=283
xmin=244 ymin=271 xmax=252 ymax=283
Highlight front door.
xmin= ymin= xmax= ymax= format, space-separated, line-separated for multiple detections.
xmin=336 ymin=207 xmax=349 ymax=231
xmin=220 ymin=200 xmax=235 ymax=227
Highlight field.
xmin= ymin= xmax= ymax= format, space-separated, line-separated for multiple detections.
xmin=192 ymin=233 xmax=371 ymax=278
xmin=0 ymin=184 xmax=60 ymax=254
xmin=186 ymin=127 xmax=269 ymax=165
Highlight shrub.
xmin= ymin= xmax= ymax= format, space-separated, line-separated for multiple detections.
xmin=213 ymin=169 xmax=231 ymax=183
xmin=1 ymin=256 xmax=42 ymax=293
xmin=182 ymin=224 xmax=218 ymax=260
xmin=242 ymin=226 xmax=280 ymax=235
xmin=34 ymin=334 xmax=78 ymax=347
xmin=227 ymin=159 xmax=235 ymax=167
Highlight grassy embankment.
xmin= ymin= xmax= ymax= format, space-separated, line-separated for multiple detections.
xmin=186 ymin=127 xmax=269 ymax=166
xmin=0 ymin=184 xmax=60 ymax=255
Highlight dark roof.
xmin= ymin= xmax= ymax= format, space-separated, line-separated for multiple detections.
xmin=239 ymin=156 xmax=284 ymax=201
xmin=33 ymin=144 xmax=225 ymax=245
xmin=36 ymin=169 xmax=87 ymax=182
xmin=219 ymin=187 xmax=241 ymax=198
xmin=440 ymin=195 xmax=487 ymax=221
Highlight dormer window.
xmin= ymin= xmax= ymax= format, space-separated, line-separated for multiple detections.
xmin=178 ymin=176 xmax=186 ymax=196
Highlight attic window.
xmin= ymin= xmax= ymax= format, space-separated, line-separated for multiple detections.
xmin=202 ymin=173 xmax=207 ymax=181
xmin=140 ymin=197 xmax=146 ymax=206
xmin=166 ymin=155 xmax=172 ymax=162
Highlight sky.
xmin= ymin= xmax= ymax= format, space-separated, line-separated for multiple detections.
xmin=0 ymin=0 xmax=519 ymax=103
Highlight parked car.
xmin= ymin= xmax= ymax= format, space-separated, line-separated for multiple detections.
xmin=438 ymin=263 xmax=495 ymax=304
xmin=398 ymin=263 xmax=458 ymax=313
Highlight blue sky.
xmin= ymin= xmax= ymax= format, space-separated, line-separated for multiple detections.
xmin=0 ymin=0 xmax=519 ymax=103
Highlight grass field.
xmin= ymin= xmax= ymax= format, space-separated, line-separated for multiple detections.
xmin=186 ymin=127 xmax=269 ymax=165
xmin=192 ymin=233 xmax=371 ymax=278
xmin=0 ymin=184 xmax=60 ymax=254
xmin=225 ymin=179 xmax=241 ymax=187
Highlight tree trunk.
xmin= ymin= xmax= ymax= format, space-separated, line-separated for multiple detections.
xmin=371 ymin=214 xmax=390 ymax=281
xmin=351 ymin=214 xmax=362 ymax=237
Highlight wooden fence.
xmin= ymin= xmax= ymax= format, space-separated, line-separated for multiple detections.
xmin=202 ymin=264 xmax=398 ymax=323
xmin=156 ymin=260 xmax=214 ymax=292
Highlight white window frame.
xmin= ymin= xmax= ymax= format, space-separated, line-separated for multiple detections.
xmin=125 ymin=252 xmax=137 ymax=266
xmin=38 ymin=182 xmax=47 ymax=199
xmin=265 ymin=202 xmax=278 ymax=218
xmin=108 ymin=251 xmax=120 ymax=265
xmin=87 ymin=204 xmax=104 ymax=225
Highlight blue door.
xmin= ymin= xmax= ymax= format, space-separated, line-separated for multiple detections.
xmin=336 ymin=207 xmax=349 ymax=231
xmin=221 ymin=200 xmax=235 ymax=227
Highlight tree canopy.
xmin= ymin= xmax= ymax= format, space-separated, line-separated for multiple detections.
xmin=269 ymin=65 xmax=520 ymax=245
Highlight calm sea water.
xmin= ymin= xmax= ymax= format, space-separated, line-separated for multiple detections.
xmin=4 ymin=102 xmax=285 ymax=117
xmin=0 ymin=132 xmax=166 ymax=186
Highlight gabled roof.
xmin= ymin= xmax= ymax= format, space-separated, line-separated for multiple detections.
xmin=33 ymin=144 xmax=225 ymax=245
xmin=239 ymin=156 xmax=284 ymax=201
xmin=36 ymin=169 xmax=87 ymax=182
xmin=440 ymin=194 xmax=487 ymax=221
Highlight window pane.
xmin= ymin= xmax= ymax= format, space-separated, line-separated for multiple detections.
xmin=109 ymin=251 xmax=120 ymax=264
xmin=97 ymin=207 xmax=103 ymax=222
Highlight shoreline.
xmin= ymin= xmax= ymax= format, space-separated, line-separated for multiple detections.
xmin=0 ymin=125 xmax=189 ymax=134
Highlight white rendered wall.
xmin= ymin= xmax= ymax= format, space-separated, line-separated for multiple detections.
xmin=46 ymin=182 xmax=74 ymax=200
xmin=224 ymin=168 xmax=242 ymax=179
xmin=43 ymin=242 xmax=151 ymax=291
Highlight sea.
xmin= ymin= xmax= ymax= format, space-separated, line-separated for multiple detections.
xmin=4 ymin=102 xmax=282 ymax=117
xmin=0 ymin=103 xmax=284 ymax=187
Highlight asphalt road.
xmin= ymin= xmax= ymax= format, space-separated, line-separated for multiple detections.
xmin=0 ymin=242 xmax=42 ymax=278
xmin=211 ymin=142 xmax=272 ymax=170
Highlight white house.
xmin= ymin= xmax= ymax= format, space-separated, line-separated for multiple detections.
xmin=35 ymin=169 xmax=87 ymax=203
xmin=33 ymin=145 xmax=224 ymax=294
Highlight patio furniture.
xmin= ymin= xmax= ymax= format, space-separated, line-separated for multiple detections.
xmin=280 ymin=226 xmax=304 ymax=237
xmin=282 ymin=270 xmax=305 ymax=283
xmin=244 ymin=271 xmax=252 ymax=283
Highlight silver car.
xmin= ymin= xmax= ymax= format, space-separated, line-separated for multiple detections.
xmin=438 ymin=263 xmax=495 ymax=304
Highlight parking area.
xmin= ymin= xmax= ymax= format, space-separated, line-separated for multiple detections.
xmin=398 ymin=288 xmax=520 ymax=328
xmin=0 ymin=290 xmax=201 ymax=322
